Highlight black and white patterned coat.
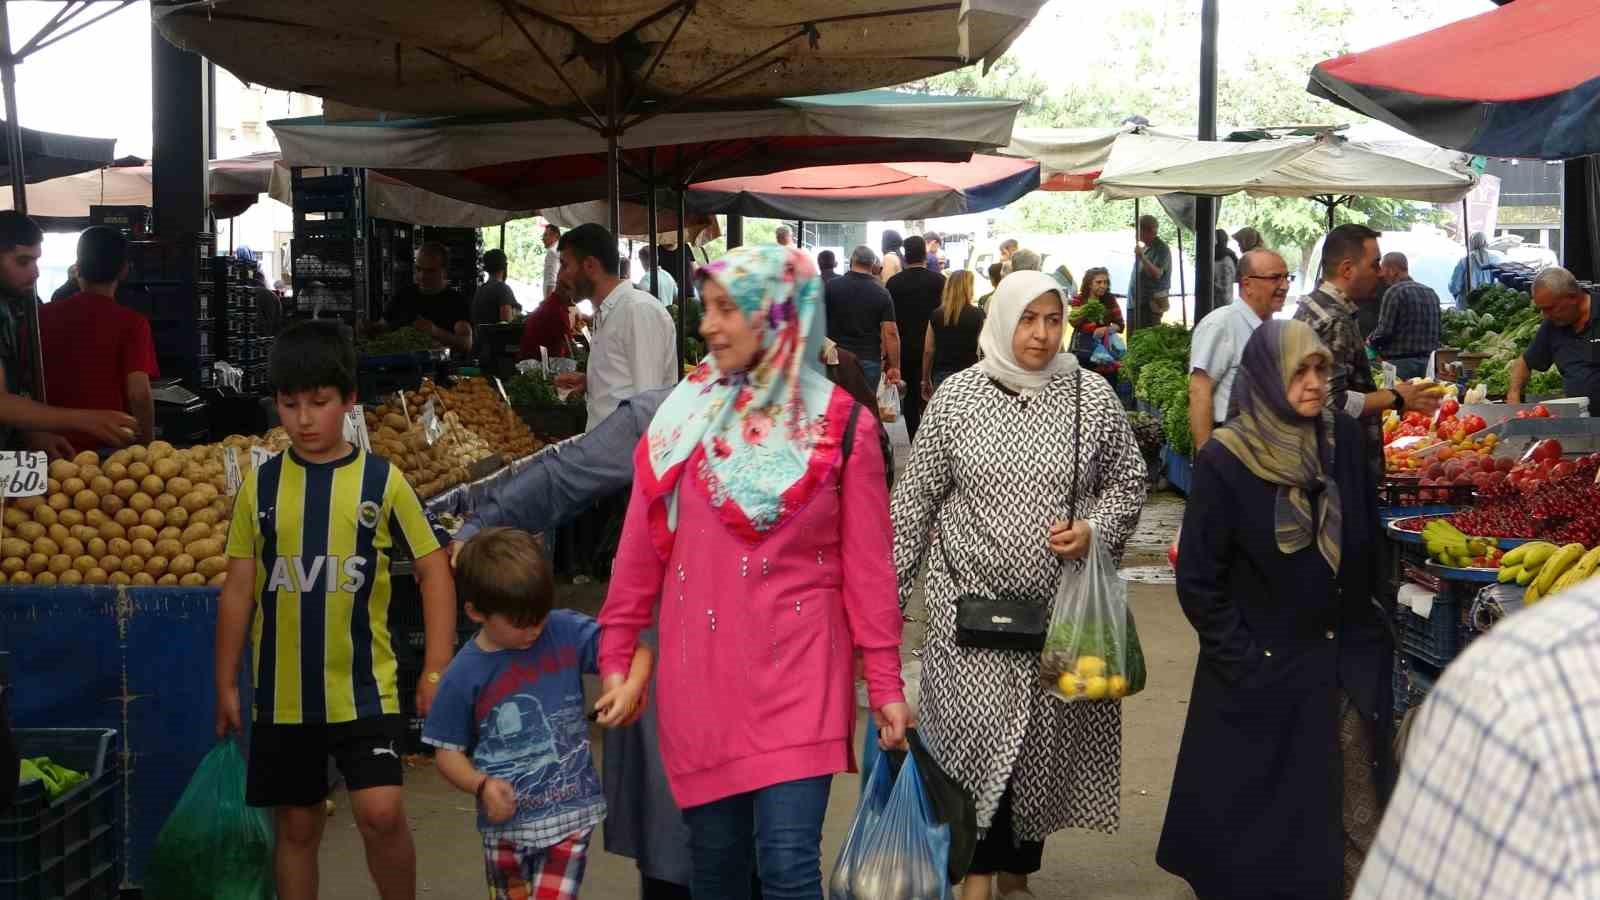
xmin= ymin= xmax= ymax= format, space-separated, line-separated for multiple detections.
xmin=890 ymin=365 xmax=1147 ymax=840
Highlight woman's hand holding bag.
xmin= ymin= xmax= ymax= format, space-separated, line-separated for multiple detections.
xmin=1048 ymin=519 xmax=1093 ymax=561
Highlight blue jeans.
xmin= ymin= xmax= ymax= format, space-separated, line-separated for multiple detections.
xmin=1390 ymin=356 xmax=1428 ymax=380
xmin=682 ymin=775 xmax=833 ymax=900
xmin=859 ymin=359 xmax=883 ymax=389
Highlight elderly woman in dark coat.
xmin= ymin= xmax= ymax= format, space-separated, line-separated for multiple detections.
xmin=1159 ymin=319 xmax=1395 ymax=900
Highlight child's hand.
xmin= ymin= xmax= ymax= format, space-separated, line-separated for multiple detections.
xmin=875 ymin=701 xmax=913 ymax=751
xmin=595 ymin=673 xmax=648 ymax=728
xmin=479 ymin=777 xmax=518 ymax=823
xmin=215 ymin=687 xmax=241 ymax=738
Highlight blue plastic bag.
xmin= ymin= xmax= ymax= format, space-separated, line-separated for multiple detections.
xmin=829 ymin=752 xmax=952 ymax=900
xmin=144 ymin=739 xmax=275 ymax=900
xmin=1091 ymin=332 xmax=1128 ymax=366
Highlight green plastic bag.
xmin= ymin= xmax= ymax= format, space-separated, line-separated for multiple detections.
xmin=145 ymin=739 xmax=275 ymax=900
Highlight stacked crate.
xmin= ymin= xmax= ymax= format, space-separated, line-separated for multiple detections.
xmin=369 ymin=218 xmax=417 ymax=321
xmin=419 ymin=226 xmax=483 ymax=296
xmin=216 ymin=256 xmax=275 ymax=392
xmin=120 ymin=233 xmax=218 ymax=390
xmin=290 ymin=168 xmax=369 ymax=325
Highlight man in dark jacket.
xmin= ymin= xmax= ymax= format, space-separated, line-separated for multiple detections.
xmin=886 ymin=235 xmax=945 ymax=440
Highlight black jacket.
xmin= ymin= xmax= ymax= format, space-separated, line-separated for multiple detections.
xmin=1159 ymin=412 xmax=1394 ymax=899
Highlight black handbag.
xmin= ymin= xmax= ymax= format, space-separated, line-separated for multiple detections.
xmin=944 ymin=372 xmax=1083 ymax=652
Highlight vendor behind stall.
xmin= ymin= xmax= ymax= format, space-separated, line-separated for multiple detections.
xmin=1507 ymin=267 xmax=1600 ymax=409
xmin=38 ymin=226 xmax=156 ymax=453
xmin=380 ymin=242 xmax=472 ymax=354
xmin=0 ymin=213 xmax=137 ymax=455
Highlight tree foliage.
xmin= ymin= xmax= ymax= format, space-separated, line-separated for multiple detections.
xmin=900 ymin=0 xmax=1448 ymax=270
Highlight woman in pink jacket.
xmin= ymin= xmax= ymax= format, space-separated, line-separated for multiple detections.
xmin=599 ymin=245 xmax=910 ymax=900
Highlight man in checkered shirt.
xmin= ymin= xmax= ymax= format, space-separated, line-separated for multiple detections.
xmin=1355 ymin=580 xmax=1600 ymax=898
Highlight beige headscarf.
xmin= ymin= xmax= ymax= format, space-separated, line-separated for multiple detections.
xmin=977 ymin=270 xmax=1079 ymax=396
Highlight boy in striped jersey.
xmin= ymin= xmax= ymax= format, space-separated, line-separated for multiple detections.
xmin=215 ymin=322 xmax=456 ymax=900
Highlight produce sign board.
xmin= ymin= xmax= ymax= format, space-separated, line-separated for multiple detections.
xmin=0 ymin=451 xmax=48 ymax=497
xmin=343 ymin=405 xmax=372 ymax=453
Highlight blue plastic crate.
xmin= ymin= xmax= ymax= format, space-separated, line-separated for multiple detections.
xmin=1401 ymin=594 xmax=1461 ymax=670
xmin=1162 ymin=447 xmax=1193 ymax=495
xmin=0 ymin=728 xmax=121 ymax=900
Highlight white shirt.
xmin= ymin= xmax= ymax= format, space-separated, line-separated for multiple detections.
xmin=1188 ymin=301 xmax=1264 ymax=422
xmin=635 ymin=267 xmax=679 ymax=305
xmin=543 ymin=247 xmax=560 ymax=298
xmin=586 ymin=281 xmax=677 ymax=430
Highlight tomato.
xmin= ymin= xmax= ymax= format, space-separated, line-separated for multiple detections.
xmin=1439 ymin=398 xmax=1460 ymax=418
xmin=1404 ymin=411 xmax=1430 ymax=427
xmin=1436 ymin=416 xmax=1459 ymax=440
xmin=1461 ymin=414 xmax=1488 ymax=435
xmin=1533 ymin=404 xmax=1552 ymax=418
xmin=1552 ymin=461 xmax=1577 ymax=480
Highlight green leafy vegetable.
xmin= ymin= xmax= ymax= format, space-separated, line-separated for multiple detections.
xmin=356 ymin=326 xmax=437 ymax=356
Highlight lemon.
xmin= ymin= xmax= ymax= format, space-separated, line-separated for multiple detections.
xmin=1082 ymin=676 xmax=1109 ymax=700
xmin=1107 ymin=675 xmax=1129 ymax=699
xmin=1057 ymin=673 xmax=1082 ymax=698
xmin=1074 ymin=655 xmax=1107 ymax=678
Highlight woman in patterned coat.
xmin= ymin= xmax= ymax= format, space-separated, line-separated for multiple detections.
xmin=890 ymin=269 xmax=1147 ymax=900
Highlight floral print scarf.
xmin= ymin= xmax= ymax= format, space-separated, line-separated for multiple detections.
xmin=637 ymin=245 xmax=851 ymax=553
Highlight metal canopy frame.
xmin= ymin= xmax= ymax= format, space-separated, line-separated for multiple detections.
xmin=0 ymin=0 xmax=135 ymax=404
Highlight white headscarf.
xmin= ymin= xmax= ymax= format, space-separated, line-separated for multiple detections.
xmin=978 ymin=269 xmax=1079 ymax=395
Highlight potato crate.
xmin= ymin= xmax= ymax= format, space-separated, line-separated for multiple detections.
xmin=0 ymin=729 xmax=121 ymax=900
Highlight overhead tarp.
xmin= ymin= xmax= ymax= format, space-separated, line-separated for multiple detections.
xmin=1308 ymin=0 xmax=1600 ymax=160
xmin=0 ymin=152 xmax=536 ymax=229
xmin=153 ymin=1 xmax=1044 ymax=118
xmin=685 ymin=154 xmax=1039 ymax=221
xmin=270 ymin=91 xmax=1023 ymax=211
xmin=1093 ymin=132 xmax=1476 ymax=203
xmin=1000 ymin=126 xmax=1132 ymax=191
xmin=0 ymin=122 xmax=115 ymax=185
xmin=540 ymin=201 xmax=721 ymax=246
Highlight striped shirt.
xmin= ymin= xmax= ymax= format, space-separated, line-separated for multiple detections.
xmin=1354 ymin=579 xmax=1600 ymax=899
xmin=226 ymin=447 xmax=441 ymax=725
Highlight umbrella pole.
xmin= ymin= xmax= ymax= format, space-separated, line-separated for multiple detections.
xmin=606 ymin=48 xmax=621 ymax=237
xmin=0 ymin=3 xmax=23 ymax=216
xmin=677 ymin=188 xmax=689 ymax=369
xmin=1176 ymin=221 xmax=1187 ymax=329
xmin=647 ymin=156 xmax=659 ymax=301
xmin=0 ymin=3 xmax=41 ymax=405
xmin=1132 ymin=198 xmax=1142 ymax=333
xmin=796 ymin=219 xmax=804 ymax=249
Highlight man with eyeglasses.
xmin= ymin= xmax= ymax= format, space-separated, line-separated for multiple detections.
xmin=380 ymin=241 xmax=473 ymax=354
xmin=1187 ymin=249 xmax=1291 ymax=449
xmin=1297 ymin=224 xmax=1439 ymax=480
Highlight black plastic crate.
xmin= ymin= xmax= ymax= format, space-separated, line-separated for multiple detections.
xmin=1400 ymin=593 xmax=1462 ymax=670
xmin=0 ymin=729 xmax=121 ymax=900
xmin=358 ymin=352 xmax=431 ymax=402
xmin=1378 ymin=478 xmax=1476 ymax=508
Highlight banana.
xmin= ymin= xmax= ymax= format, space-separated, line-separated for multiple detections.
xmin=1498 ymin=565 xmax=1523 ymax=584
xmin=1504 ymin=541 xmax=1554 ymax=568
xmin=1521 ymin=542 xmax=1559 ymax=569
xmin=1518 ymin=565 xmax=1539 ymax=586
xmin=1527 ymin=582 xmax=1544 ymax=605
xmin=1552 ymin=564 xmax=1589 ymax=595
xmin=1532 ymin=543 xmax=1588 ymax=596
xmin=1567 ymin=545 xmax=1600 ymax=584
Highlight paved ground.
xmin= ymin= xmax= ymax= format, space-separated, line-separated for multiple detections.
xmin=322 ymin=423 xmax=1200 ymax=897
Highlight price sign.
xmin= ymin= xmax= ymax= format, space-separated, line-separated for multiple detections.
xmin=251 ymin=446 xmax=274 ymax=470
xmin=420 ymin=399 xmax=443 ymax=447
xmin=0 ymin=452 xmax=48 ymax=497
xmin=223 ymin=447 xmax=243 ymax=496
xmin=493 ymin=377 xmax=511 ymax=407
xmin=396 ymin=391 xmax=412 ymax=427
xmin=343 ymin=405 xmax=372 ymax=453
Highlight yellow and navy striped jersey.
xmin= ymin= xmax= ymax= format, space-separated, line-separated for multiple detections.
xmin=226 ymin=447 xmax=441 ymax=725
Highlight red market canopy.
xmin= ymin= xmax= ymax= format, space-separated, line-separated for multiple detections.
xmin=684 ymin=154 xmax=1039 ymax=221
xmin=1308 ymin=0 xmax=1600 ymax=159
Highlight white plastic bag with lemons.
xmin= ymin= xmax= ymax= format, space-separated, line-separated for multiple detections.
xmin=1040 ymin=533 xmax=1147 ymax=703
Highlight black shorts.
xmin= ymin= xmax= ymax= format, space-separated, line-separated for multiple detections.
xmin=246 ymin=714 xmax=406 ymax=808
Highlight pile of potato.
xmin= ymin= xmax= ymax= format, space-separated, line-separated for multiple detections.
xmin=436 ymin=377 xmax=541 ymax=459
xmin=364 ymin=377 xmax=543 ymax=499
xmin=0 ymin=443 xmax=235 ymax=587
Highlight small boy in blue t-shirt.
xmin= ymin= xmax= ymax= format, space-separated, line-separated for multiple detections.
xmin=424 ymin=528 xmax=652 ymax=900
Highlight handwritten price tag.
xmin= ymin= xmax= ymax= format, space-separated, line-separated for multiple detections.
xmin=223 ymin=448 xmax=243 ymax=496
xmin=344 ymin=405 xmax=372 ymax=453
xmin=420 ymin=399 xmax=443 ymax=447
xmin=250 ymin=446 xmax=274 ymax=470
xmin=0 ymin=452 xmax=48 ymax=497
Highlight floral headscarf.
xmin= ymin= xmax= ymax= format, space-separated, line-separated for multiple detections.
xmin=637 ymin=245 xmax=853 ymax=552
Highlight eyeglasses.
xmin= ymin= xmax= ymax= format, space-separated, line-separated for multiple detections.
xmin=1244 ymin=273 xmax=1296 ymax=285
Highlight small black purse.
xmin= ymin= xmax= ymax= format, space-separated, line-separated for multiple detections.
xmin=944 ymin=372 xmax=1083 ymax=652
